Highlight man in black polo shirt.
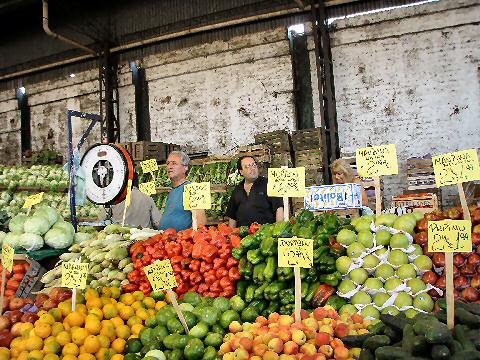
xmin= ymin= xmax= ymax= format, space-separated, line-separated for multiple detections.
xmin=226 ymin=156 xmax=284 ymax=227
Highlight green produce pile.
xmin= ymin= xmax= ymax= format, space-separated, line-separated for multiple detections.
xmin=343 ymin=299 xmax=480 ymax=359
xmin=125 ymin=292 xmax=243 ymax=360
xmin=0 ymin=164 xmax=68 ymax=190
xmin=233 ymin=210 xmax=349 ymax=319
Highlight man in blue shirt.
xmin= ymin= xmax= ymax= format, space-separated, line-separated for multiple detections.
xmin=159 ymin=151 xmax=206 ymax=231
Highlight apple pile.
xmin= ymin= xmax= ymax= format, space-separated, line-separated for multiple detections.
xmin=334 ymin=213 xmax=436 ymax=319
xmin=0 ymin=296 xmax=39 ymax=348
xmin=33 ymin=287 xmax=73 ymax=311
xmin=219 ymin=306 xmax=370 ymax=360
xmin=415 ymin=205 xmax=480 ymax=303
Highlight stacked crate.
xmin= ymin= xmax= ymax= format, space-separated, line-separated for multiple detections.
xmin=292 ymin=128 xmax=325 ymax=187
xmin=237 ymin=144 xmax=271 ymax=177
xmin=116 ymin=141 xmax=180 ymax=162
xmin=405 ymin=156 xmax=442 ymax=209
xmin=254 ymin=130 xmax=292 ymax=168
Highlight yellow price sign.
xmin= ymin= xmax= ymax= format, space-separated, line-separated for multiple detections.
xmin=267 ymin=167 xmax=306 ymax=197
xmin=1 ymin=244 xmax=14 ymax=273
xmin=61 ymin=262 xmax=89 ymax=289
xmin=356 ymin=144 xmax=398 ymax=178
xmin=144 ymin=260 xmax=178 ymax=291
xmin=141 ymin=159 xmax=158 ymax=174
xmin=278 ymin=238 xmax=313 ymax=268
xmin=139 ymin=181 xmax=157 ymax=195
xmin=183 ymin=182 xmax=211 ymax=210
xmin=125 ymin=179 xmax=133 ymax=207
xmin=22 ymin=192 xmax=44 ymax=209
xmin=428 ymin=220 xmax=472 ymax=253
xmin=432 ymin=149 xmax=480 ymax=187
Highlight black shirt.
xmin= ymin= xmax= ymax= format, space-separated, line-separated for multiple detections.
xmin=225 ymin=176 xmax=283 ymax=227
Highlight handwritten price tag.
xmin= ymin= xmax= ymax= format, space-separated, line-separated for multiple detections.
xmin=267 ymin=168 xmax=306 ymax=197
xmin=139 ymin=181 xmax=157 ymax=195
xmin=304 ymin=183 xmax=362 ymax=210
xmin=61 ymin=262 xmax=89 ymax=289
xmin=278 ymin=238 xmax=313 ymax=268
xmin=125 ymin=179 xmax=133 ymax=207
xmin=22 ymin=192 xmax=44 ymax=209
xmin=428 ymin=220 xmax=472 ymax=253
xmin=1 ymin=244 xmax=14 ymax=272
xmin=356 ymin=144 xmax=398 ymax=178
xmin=432 ymin=149 xmax=480 ymax=187
xmin=141 ymin=159 xmax=158 ymax=174
xmin=145 ymin=260 xmax=178 ymax=291
xmin=183 ymin=182 xmax=211 ymax=210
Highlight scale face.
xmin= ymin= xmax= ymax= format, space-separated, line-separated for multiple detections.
xmin=81 ymin=144 xmax=132 ymax=205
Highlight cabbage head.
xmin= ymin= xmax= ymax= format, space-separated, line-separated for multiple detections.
xmin=44 ymin=227 xmax=73 ymax=249
xmin=52 ymin=221 xmax=75 ymax=237
xmin=24 ymin=215 xmax=51 ymax=235
xmin=19 ymin=233 xmax=44 ymax=251
xmin=34 ymin=206 xmax=58 ymax=227
xmin=73 ymin=232 xmax=93 ymax=244
xmin=9 ymin=214 xmax=28 ymax=234
xmin=4 ymin=232 xmax=21 ymax=249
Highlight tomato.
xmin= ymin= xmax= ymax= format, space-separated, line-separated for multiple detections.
xmin=12 ymin=273 xmax=24 ymax=282
xmin=6 ymin=279 xmax=19 ymax=290
xmin=12 ymin=264 xmax=25 ymax=273
xmin=122 ymin=284 xmax=138 ymax=292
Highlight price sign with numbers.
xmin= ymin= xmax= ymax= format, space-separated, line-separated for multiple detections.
xmin=304 ymin=183 xmax=362 ymax=210
xmin=22 ymin=192 xmax=44 ymax=209
xmin=356 ymin=144 xmax=398 ymax=178
xmin=61 ymin=262 xmax=89 ymax=289
xmin=278 ymin=238 xmax=313 ymax=268
xmin=183 ymin=182 xmax=211 ymax=210
xmin=428 ymin=220 xmax=472 ymax=253
xmin=432 ymin=149 xmax=480 ymax=187
xmin=141 ymin=159 xmax=158 ymax=174
xmin=139 ymin=182 xmax=157 ymax=195
xmin=267 ymin=167 xmax=306 ymax=197
xmin=145 ymin=260 xmax=178 ymax=291
xmin=1 ymin=244 xmax=14 ymax=272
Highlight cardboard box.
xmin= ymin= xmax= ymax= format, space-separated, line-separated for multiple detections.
xmin=15 ymin=255 xmax=47 ymax=299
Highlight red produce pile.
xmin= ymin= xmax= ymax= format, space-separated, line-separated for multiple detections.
xmin=125 ymin=224 xmax=241 ymax=297
xmin=416 ymin=205 xmax=480 ymax=303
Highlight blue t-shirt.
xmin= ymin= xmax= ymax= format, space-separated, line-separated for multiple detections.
xmin=159 ymin=181 xmax=192 ymax=231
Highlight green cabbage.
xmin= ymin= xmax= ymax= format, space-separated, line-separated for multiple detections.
xmin=34 ymin=206 xmax=58 ymax=227
xmin=44 ymin=227 xmax=73 ymax=249
xmin=52 ymin=221 xmax=75 ymax=237
xmin=24 ymin=215 xmax=51 ymax=235
xmin=9 ymin=214 xmax=28 ymax=233
xmin=19 ymin=232 xmax=44 ymax=251
xmin=74 ymin=232 xmax=93 ymax=244
xmin=4 ymin=232 xmax=21 ymax=249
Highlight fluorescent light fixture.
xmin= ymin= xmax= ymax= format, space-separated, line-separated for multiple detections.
xmin=288 ymin=24 xmax=305 ymax=34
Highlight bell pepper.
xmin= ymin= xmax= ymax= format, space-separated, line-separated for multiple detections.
xmin=216 ymin=267 xmax=228 ymax=279
xmin=240 ymin=235 xmax=257 ymax=250
xmin=239 ymin=257 xmax=253 ymax=279
xmin=291 ymin=222 xmax=303 ymax=237
xmin=228 ymin=267 xmax=241 ymax=281
xmin=253 ymin=263 xmax=266 ymax=284
xmin=246 ymin=249 xmax=263 ymax=265
xmin=279 ymin=304 xmax=295 ymax=315
xmin=325 ymin=295 xmax=347 ymax=311
xmin=319 ymin=273 xmax=339 ymax=287
xmin=272 ymin=221 xmax=289 ymax=237
xmin=305 ymin=281 xmax=321 ymax=303
xmin=317 ymin=255 xmax=336 ymax=273
xmin=313 ymin=233 xmax=329 ymax=248
xmin=324 ymin=213 xmax=339 ymax=233
xmin=263 ymin=257 xmax=277 ymax=282
xmin=236 ymin=280 xmax=249 ymax=298
xmin=230 ymin=234 xmax=241 ymax=248
xmin=181 ymin=241 xmax=193 ymax=258
xmin=245 ymin=285 xmax=256 ymax=302
xmin=254 ymin=282 xmax=269 ymax=300
xmin=300 ymin=268 xmax=308 ymax=280
xmin=231 ymin=247 xmax=244 ymax=260
xmin=297 ymin=209 xmax=315 ymax=223
xmin=276 ymin=267 xmax=293 ymax=281
xmin=263 ymin=281 xmax=287 ymax=301
xmin=262 ymin=302 xmax=279 ymax=317
xmin=260 ymin=236 xmax=276 ymax=256
xmin=213 ymin=258 xmax=226 ymax=270
xmin=301 ymin=281 xmax=309 ymax=299
xmin=279 ymin=288 xmax=295 ymax=305
xmin=249 ymin=222 xmax=261 ymax=234
xmin=189 ymin=259 xmax=201 ymax=272
xmin=165 ymin=242 xmax=182 ymax=257
xmin=218 ymin=244 xmax=231 ymax=260
xmin=312 ymin=284 xmax=336 ymax=307
xmin=313 ymin=246 xmax=329 ymax=261
xmin=249 ymin=299 xmax=268 ymax=313
xmin=226 ymin=257 xmax=238 ymax=269
xmin=305 ymin=267 xmax=318 ymax=283
xmin=239 ymin=226 xmax=249 ymax=237
xmin=315 ymin=225 xmax=329 ymax=237
xmin=220 ymin=276 xmax=234 ymax=289
xmin=192 ymin=239 xmax=209 ymax=259
xmin=297 ymin=221 xmax=317 ymax=239
xmin=189 ymin=271 xmax=203 ymax=284
xmin=203 ymin=243 xmax=218 ymax=263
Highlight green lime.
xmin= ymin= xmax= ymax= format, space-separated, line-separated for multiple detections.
xmin=125 ymin=338 xmax=143 ymax=354
xmin=167 ymin=317 xmax=185 ymax=334
xmin=184 ymin=338 xmax=205 ymax=360
xmin=151 ymin=290 xmax=166 ymax=301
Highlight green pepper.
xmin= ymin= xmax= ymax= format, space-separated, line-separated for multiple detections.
xmin=262 ymin=302 xmax=279 ymax=317
xmin=260 ymin=236 xmax=276 ymax=256
xmin=318 ymin=255 xmax=336 ymax=272
xmin=245 ymin=285 xmax=256 ymax=303
xmin=249 ymin=300 xmax=268 ymax=313
xmin=253 ymin=224 xmax=273 ymax=242
xmin=297 ymin=209 xmax=315 ymax=223
xmin=279 ymin=289 xmax=295 ymax=305
xmin=264 ymin=257 xmax=277 ymax=282
xmin=301 ymin=282 xmax=309 ymax=299
xmin=241 ymin=306 xmax=259 ymax=323
xmin=313 ymin=234 xmax=329 ymax=248
xmin=279 ymin=304 xmax=295 ymax=315
xmin=231 ymin=247 xmax=244 ymax=260
xmin=239 ymin=226 xmax=249 ymax=238
xmin=297 ymin=221 xmax=317 ymax=239
xmin=254 ymin=282 xmax=269 ymax=300
xmin=300 ymin=268 xmax=308 ymax=280
xmin=319 ymin=273 xmax=339 ymax=287
xmin=239 ymin=257 xmax=253 ymax=279
xmin=277 ymin=267 xmax=293 ymax=281
xmin=305 ymin=281 xmax=321 ymax=303
xmin=253 ymin=262 xmax=266 ymax=284
xmin=272 ymin=221 xmax=289 ymax=237
xmin=291 ymin=222 xmax=303 ymax=236
xmin=236 ymin=280 xmax=249 ymax=298
xmin=240 ymin=234 xmax=257 ymax=249
xmin=246 ymin=249 xmax=264 ymax=265
xmin=313 ymin=246 xmax=329 ymax=261
xmin=325 ymin=295 xmax=347 ymax=311
xmin=305 ymin=267 xmax=318 ymax=283
xmin=263 ymin=281 xmax=287 ymax=301
xmin=333 ymin=271 xmax=342 ymax=280
xmin=324 ymin=213 xmax=339 ymax=233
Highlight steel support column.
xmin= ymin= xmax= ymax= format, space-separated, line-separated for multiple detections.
xmin=99 ymin=44 xmax=120 ymax=143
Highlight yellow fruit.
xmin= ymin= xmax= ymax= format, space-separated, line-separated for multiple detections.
xmin=95 ymin=348 xmax=113 ymax=360
xmin=85 ymin=288 xmax=99 ymax=301
xmin=110 ymin=338 xmax=126 ymax=354
xmin=100 ymin=298 xmax=111 ymax=306
xmin=27 ymin=349 xmax=43 ymax=360
xmin=110 ymin=355 xmax=124 ymax=360
xmin=88 ymin=308 xmax=103 ymax=320
xmin=76 ymin=304 xmax=88 ymax=315
xmin=20 ymin=323 xmax=34 ymax=336
xmin=71 ymin=327 xmax=89 ymax=346
xmin=110 ymin=317 xmax=124 ymax=328
xmin=34 ymin=322 xmax=51 ymax=339
xmin=76 ymin=293 xmax=86 ymax=305
xmin=62 ymin=343 xmax=80 ymax=357
xmin=55 ymin=331 xmax=71 ymax=346
xmin=85 ymin=315 xmax=101 ymax=335
xmin=165 ymin=291 xmax=177 ymax=304
xmin=51 ymin=322 xmax=64 ymax=336
xmin=115 ymin=324 xmax=130 ymax=340
xmin=155 ymin=301 xmax=167 ymax=311
xmin=101 ymin=287 xmax=112 ymax=298
xmin=65 ymin=311 xmax=85 ymax=327
xmin=62 ymin=356 xmax=77 ymax=360
xmin=10 ymin=347 xmax=22 ymax=359
xmin=126 ymin=316 xmax=142 ymax=328
xmin=132 ymin=291 xmax=144 ymax=301
xmin=41 ymin=313 xmax=57 ymax=325
xmin=96 ymin=335 xmax=110 ymax=349
xmin=131 ymin=324 xmax=143 ymax=336
xmin=43 ymin=340 xmax=61 ymax=355
xmin=135 ymin=308 xmax=148 ymax=321
xmin=102 ymin=304 xmax=118 ymax=320
xmin=25 ymin=336 xmax=43 ymax=351
xmin=83 ymin=336 xmax=101 ymax=354
xmin=37 ymin=310 xmax=47 ymax=317
xmin=100 ymin=321 xmax=116 ymax=341
xmin=43 ymin=354 xmax=59 ymax=360
xmin=110 ymin=287 xmax=121 ymax=300
xmin=119 ymin=293 xmax=134 ymax=306
xmin=43 ymin=336 xmax=56 ymax=345
xmin=142 ymin=297 xmax=155 ymax=309
xmin=118 ymin=306 xmax=134 ymax=321
xmin=131 ymin=301 xmax=143 ymax=311
xmin=48 ymin=308 xmax=63 ymax=322
xmin=147 ymin=309 xmax=156 ymax=318
xmin=78 ymin=354 xmax=96 ymax=360
xmin=86 ymin=298 xmax=102 ymax=310
xmin=57 ymin=301 xmax=72 ymax=317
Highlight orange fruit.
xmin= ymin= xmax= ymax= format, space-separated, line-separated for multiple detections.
xmin=88 ymin=308 xmax=103 ymax=320
xmin=111 ymin=339 xmax=125 ymax=354
xmin=110 ymin=287 xmax=121 ymax=300
xmin=118 ymin=306 xmax=134 ymax=321
xmin=62 ymin=355 xmax=77 ymax=360
xmin=55 ymin=331 xmax=71 ymax=346
xmin=51 ymin=322 xmax=64 ymax=336
xmin=48 ymin=308 xmax=63 ymax=322
xmin=83 ymin=336 xmax=101 ymax=354
xmin=43 ymin=340 xmax=61 ymax=355
xmin=62 ymin=343 xmax=80 ymax=357
xmin=110 ymin=317 xmax=124 ymax=328
xmin=65 ymin=311 xmax=85 ymax=327
xmin=43 ymin=354 xmax=59 ymax=360
xmin=97 ymin=335 xmax=110 ymax=349
xmin=27 ymin=349 xmax=43 ymax=360
xmin=78 ymin=354 xmax=96 ymax=360
xmin=119 ymin=293 xmax=134 ymax=306
xmin=24 ymin=336 xmax=43 ymax=351
xmin=126 ymin=316 xmax=142 ymax=328
xmin=34 ymin=322 xmax=52 ymax=339
xmin=110 ymin=355 xmax=124 ymax=360
xmin=85 ymin=315 xmax=101 ymax=335
xmin=142 ymin=297 xmax=155 ymax=309
xmin=85 ymin=288 xmax=99 ymax=301
xmin=115 ymin=325 xmax=130 ymax=340
xmin=57 ymin=301 xmax=72 ymax=317
xmin=86 ymin=297 xmax=103 ymax=310
xmin=40 ymin=313 xmax=56 ymax=325
xmin=71 ymin=327 xmax=89 ymax=346
xmin=102 ymin=304 xmax=118 ymax=320
xmin=132 ymin=291 xmax=144 ymax=301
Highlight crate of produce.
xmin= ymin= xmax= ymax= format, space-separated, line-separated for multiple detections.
xmin=254 ymin=130 xmax=291 ymax=153
xmin=392 ymin=192 xmax=439 ymax=214
xmin=13 ymin=255 xmax=46 ymax=299
xmin=131 ymin=141 xmax=167 ymax=161
xmin=295 ymin=149 xmax=324 ymax=169
xmin=237 ymin=144 xmax=271 ymax=163
xmin=291 ymin=127 xmax=323 ymax=151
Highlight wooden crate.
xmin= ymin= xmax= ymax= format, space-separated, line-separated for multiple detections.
xmin=392 ymin=193 xmax=439 ymax=213
xmin=295 ymin=149 xmax=324 ymax=169
xmin=117 ymin=142 xmax=133 ymax=157
xmin=305 ymin=168 xmax=325 ymax=187
xmin=292 ymin=128 xmax=323 ymax=151
xmin=237 ymin=144 xmax=271 ymax=163
xmin=270 ymin=152 xmax=292 ymax=168
xmin=254 ymin=130 xmax=291 ymax=153
xmin=132 ymin=141 xmax=167 ymax=161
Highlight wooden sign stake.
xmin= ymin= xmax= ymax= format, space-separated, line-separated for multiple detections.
xmin=192 ymin=210 xmax=198 ymax=231
xmin=167 ymin=289 xmax=189 ymax=334
xmin=373 ymin=176 xmax=382 ymax=216
xmin=0 ymin=268 xmax=6 ymax=316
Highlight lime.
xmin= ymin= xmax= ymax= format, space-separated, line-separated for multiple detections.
xmin=167 ymin=318 xmax=185 ymax=334
xmin=125 ymin=338 xmax=143 ymax=354
xmin=184 ymin=338 xmax=204 ymax=360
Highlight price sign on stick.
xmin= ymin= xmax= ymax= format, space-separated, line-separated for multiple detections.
xmin=23 ymin=192 xmax=44 ymax=215
xmin=122 ymin=179 xmax=133 ymax=226
xmin=356 ymin=144 xmax=398 ymax=178
xmin=432 ymin=149 xmax=480 ymax=187
xmin=183 ymin=182 xmax=211 ymax=210
xmin=0 ymin=244 xmax=14 ymax=316
xmin=278 ymin=238 xmax=313 ymax=268
xmin=428 ymin=220 xmax=472 ymax=253
xmin=145 ymin=260 xmax=189 ymax=333
xmin=141 ymin=159 xmax=158 ymax=174
xmin=267 ymin=167 xmax=306 ymax=197
xmin=61 ymin=262 xmax=89 ymax=289
xmin=304 ymin=184 xmax=362 ymax=210
xmin=139 ymin=181 xmax=157 ymax=195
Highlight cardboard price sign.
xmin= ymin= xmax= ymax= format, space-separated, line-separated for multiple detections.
xmin=139 ymin=181 xmax=157 ymax=195
xmin=141 ymin=159 xmax=158 ymax=174
xmin=304 ymin=183 xmax=362 ymax=210
xmin=61 ymin=262 xmax=89 ymax=289
xmin=145 ymin=260 xmax=178 ymax=291
xmin=432 ymin=149 xmax=480 ymax=187
xmin=22 ymin=192 xmax=44 ymax=209
xmin=356 ymin=144 xmax=398 ymax=178
xmin=183 ymin=182 xmax=211 ymax=210
xmin=125 ymin=179 xmax=133 ymax=207
xmin=278 ymin=238 xmax=313 ymax=268
xmin=1 ymin=244 xmax=14 ymax=272
xmin=428 ymin=220 xmax=472 ymax=253
xmin=267 ymin=167 xmax=306 ymax=197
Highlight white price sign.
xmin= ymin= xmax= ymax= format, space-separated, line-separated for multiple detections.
xmin=304 ymin=183 xmax=362 ymax=211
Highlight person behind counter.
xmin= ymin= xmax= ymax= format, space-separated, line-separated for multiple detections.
xmin=159 ymin=151 xmax=206 ymax=231
xmin=226 ymin=156 xmax=284 ymax=227
xmin=331 ymin=158 xmax=368 ymax=205
xmin=100 ymin=172 xmax=162 ymax=228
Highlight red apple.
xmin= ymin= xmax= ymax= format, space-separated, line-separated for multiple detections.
xmin=20 ymin=312 xmax=38 ymax=324
xmin=446 ymin=208 xmax=462 ymax=220
xmin=8 ymin=298 xmax=25 ymax=311
xmin=7 ymin=310 xmax=22 ymax=324
xmin=415 ymin=232 xmax=428 ymax=246
xmin=0 ymin=329 xmax=13 ymax=347
xmin=41 ymin=299 xmax=58 ymax=311
xmin=471 ymin=274 xmax=480 ymax=289
xmin=436 ymin=275 xmax=446 ymax=290
xmin=34 ymin=294 xmax=48 ymax=308
xmin=461 ymin=287 xmax=479 ymax=302
xmin=460 ymin=264 xmax=476 ymax=277
xmin=468 ymin=253 xmax=480 ymax=265
xmin=10 ymin=322 xmax=23 ymax=337
xmin=0 ymin=316 xmax=10 ymax=332
xmin=473 ymin=224 xmax=480 ymax=234
xmin=433 ymin=253 xmax=446 ymax=267
xmin=471 ymin=209 xmax=480 ymax=225
xmin=454 ymin=276 xmax=469 ymax=289
xmin=453 ymin=266 xmax=459 ymax=278
xmin=423 ymin=271 xmax=438 ymax=285
xmin=473 ymin=233 xmax=480 ymax=246
xmin=416 ymin=219 xmax=428 ymax=232
xmin=453 ymin=254 xmax=465 ymax=267
xmin=454 ymin=289 xmax=461 ymax=300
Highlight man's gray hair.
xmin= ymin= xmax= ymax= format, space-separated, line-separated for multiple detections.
xmin=169 ymin=151 xmax=190 ymax=166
